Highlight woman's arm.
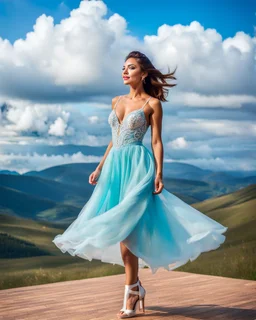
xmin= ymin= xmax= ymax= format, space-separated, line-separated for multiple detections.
xmin=150 ymin=98 xmax=164 ymax=194
xmin=95 ymin=96 xmax=119 ymax=171
xmin=95 ymin=139 xmax=113 ymax=171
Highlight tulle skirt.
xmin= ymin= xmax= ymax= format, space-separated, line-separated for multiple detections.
xmin=52 ymin=141 xmax=228 ymax=274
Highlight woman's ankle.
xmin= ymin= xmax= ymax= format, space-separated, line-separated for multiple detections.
xmin=125 ymin=277 xmax=139 ymax=286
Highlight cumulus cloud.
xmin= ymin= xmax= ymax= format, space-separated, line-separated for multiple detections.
xmin=0 ymin=0 xmax=254 ymax=106
xmin=0 ymin=0 xmax=255 ymax=174
xmin=0 ymin=99 xmax=111 ymax=145
xmin=167 ymin=137 xmax=189 ymax=149
xmin=145 ymin=22 xmax=256 ymax=99
xmin=49 ymin=116 xmax=69 ymax=136
xmin=0 ymin=0 xmax=140 ymax=102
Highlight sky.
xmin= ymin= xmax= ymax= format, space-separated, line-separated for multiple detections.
xmin=0 ymin=0 xmax=255 ymax=174
xmin=0 ymin=0 xmax=255 ymax=43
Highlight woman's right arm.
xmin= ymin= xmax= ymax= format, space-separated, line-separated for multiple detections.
xmin=95 ymin=95 xmax=119 ymax=171
xmin=95 ymin=140 xmax=113 ymax=171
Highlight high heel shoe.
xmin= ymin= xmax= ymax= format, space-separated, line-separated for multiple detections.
xmin=117 ymin=278 xmax=146 ymax=318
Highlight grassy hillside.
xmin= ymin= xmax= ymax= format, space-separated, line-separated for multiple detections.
xmin=0 ymin=186 xmax=81 ymax=222
xmin=24 ymin=162 xmax=98 ymax=187
xmin=0 ymin=232 xmax=51 ymax=258
xmin=177 ymin=184 xmax=256 ymax=280
xmin=164 ymin=177 xmax=216 ymax=202
xmin=0 ymin=173 xmax=93 ymax=207
xmin=0 ymin=184 xmax=255 ymax=290
xmin=0 ymin=214 xmax=124 ymax=289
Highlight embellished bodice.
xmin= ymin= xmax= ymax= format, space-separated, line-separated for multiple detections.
xmin=108 ymin=95 xmax=151 ymax=149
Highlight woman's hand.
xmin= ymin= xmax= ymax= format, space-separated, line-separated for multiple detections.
xmin=88 ymin=167 xmax=102 ymax=185
xmin=153 ymin=176 xmax=164 ymax=195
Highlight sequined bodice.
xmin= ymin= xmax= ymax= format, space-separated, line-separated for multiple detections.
xmin=108 ymin=96 xmax=151 ymax=149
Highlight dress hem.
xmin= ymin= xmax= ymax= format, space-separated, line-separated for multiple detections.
xmin=52 ymin=225 xmax=228 ymax=275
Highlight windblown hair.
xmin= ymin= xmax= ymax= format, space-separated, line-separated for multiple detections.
xmin=125 ymin=51 xmax=177 ymax=102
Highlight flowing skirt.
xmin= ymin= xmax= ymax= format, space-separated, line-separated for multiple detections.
xmin=52 ymin=142 xmax=228 ymax=274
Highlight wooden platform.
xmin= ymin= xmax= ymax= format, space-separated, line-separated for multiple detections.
xmin=0 ymin=269 xmax=255 ymax=320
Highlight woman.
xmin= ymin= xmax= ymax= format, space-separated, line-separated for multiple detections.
xmin=52 ymin=51 xmax=228 ymax=319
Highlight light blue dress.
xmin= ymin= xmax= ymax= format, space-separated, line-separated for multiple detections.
xmin=52 ymin=95 xmax=228 ymax=274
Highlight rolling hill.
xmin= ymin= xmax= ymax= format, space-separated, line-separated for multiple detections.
xmin=0 ymin=184 xmax=255 ymax=289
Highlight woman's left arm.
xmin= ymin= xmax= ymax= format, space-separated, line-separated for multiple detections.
xmin=150 ymin=98 xmax=164 ymax=195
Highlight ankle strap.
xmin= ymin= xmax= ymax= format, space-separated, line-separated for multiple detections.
xmin=125 ymin=279 xmax=140 ymax=288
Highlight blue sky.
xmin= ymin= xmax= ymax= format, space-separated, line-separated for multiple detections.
xmin=0 ymin=0 xmax=255 ymax=43
xmin=0 ymin=0 xmax=255 ymax=174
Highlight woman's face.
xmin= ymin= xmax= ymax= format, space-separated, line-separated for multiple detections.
xmin=122 ymin=58 xmax=145 ymax=85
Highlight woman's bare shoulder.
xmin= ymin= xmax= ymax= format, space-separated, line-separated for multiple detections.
xmin=111 ymin=95 xmax=122 ymax=110
xmin=149 ymin=96 xmax=162 ymax=111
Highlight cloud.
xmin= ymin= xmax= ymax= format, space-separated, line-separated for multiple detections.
xmin=163 ymin=116 xmax=256 ymax=138
xmin=0 ymin=145 xmax=254 ymax=175
xmin=0 ymin=151 xmax=102 ymax=174
xmin=0 ymin=99 xmax=111 ymax=145
xmin=164 ymin=156 xmax=256 ymax=172
xmin=145 ymin=22 xmax=256 ymax=98
xmin=0 ymin=0 xmax=255 ymax=174
xmin=0 ymin=0 xmax=139 ymax=102
xmin=48 ymin=115 xmax=69 ymax=137
xmin=0 ymin=1 xmax=254 ymax=106
xmin=167 ymin=137 xmax=189 ymax=149
xmin=171 ymin=92 xmax=256 ymax=108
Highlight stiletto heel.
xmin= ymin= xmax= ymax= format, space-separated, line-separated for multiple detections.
xmin=117 ymin=278 xmax=146 ymax=318
xmin=139 ymin=295 xmax=145 ymax=313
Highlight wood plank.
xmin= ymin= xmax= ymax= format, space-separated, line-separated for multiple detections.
xmin=0 ymin=269 xmax=255 ymax=319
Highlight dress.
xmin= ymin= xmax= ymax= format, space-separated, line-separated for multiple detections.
xmin=52 ymin=95 xmax=228 ymax=274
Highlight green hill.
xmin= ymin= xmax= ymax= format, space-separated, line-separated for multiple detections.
xmin=0 ymin=185 xmax=80 ymax=223
xmin=0 ymin=173 xmax=93 ymax=207
xmin=179 ymin=184 xmax=256 ymax=279
xmin=23 ymin=162 xmax=255 ymax=202
xmin=0 ymin=184 xmax=255 ymax=290
xmin=0 ymin=232 xmax=51 ymax=258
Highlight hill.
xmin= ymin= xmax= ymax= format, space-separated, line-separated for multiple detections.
xmin=0 ymin=184 xmax=255 ymax=289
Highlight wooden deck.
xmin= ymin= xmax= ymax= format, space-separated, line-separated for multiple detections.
xmin=0 ymin=269 xmax=255 ymax=320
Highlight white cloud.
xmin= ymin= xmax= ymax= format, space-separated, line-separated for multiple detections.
xmin=0 ymin=99 xmax=111 ymax=145
xmin=167 ymin=137 xmax=188 ymax=149
xmin=0 ymin=151 xmax=102 ymax=174
xmin=192 ymin=119 xmax=256 ymax=136
xmin=1 ymin=147 xmax=254 ymax=175
xmin=145 ymin=21 xmax=256 ymax=98
xmin=0 ymin=1 xmax=254 ymax=106
xmin=223 ymin=31 xmax=253 ymax=53
xmin=164 ymin=156 xmax=256 ymax=172
xmin=165 ymin=138 xmax=213 ymax=157
xmin=171 ymin=92 xmax=256 ymax=108
xmin=48 ymin=116 xmax=68 ymax=136
xmin=0 ymin=0 xmax=138 ymax=102
xmin=88 ymin=115 xmax=100 ymax=124
xmin=163 ymin=116 xmax=256 ymax=137
xmin=0 ymin=0 xmax=255 ymax=174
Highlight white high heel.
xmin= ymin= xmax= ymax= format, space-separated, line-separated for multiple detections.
xmin=117 ymin=278 xmax=146 ymax=318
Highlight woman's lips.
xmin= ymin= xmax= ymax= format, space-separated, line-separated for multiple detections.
xmin=123 ymin=77 xmax=130 ymax=80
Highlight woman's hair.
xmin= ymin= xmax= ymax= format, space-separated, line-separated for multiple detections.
xmin=124 ymin=51 xmax=177 ymax=102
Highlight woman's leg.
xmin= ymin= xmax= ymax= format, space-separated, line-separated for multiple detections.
xmin=117 ymin=241 xmax=140 ymax=316
xmin=120 ymin=241 xmax=138 ymax=284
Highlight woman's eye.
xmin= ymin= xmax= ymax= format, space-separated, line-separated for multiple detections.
xmin=122 ymin=67 xmax=135 ymax=70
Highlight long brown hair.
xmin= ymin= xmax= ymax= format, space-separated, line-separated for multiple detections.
xmin=125 ymin=51 xmax=177 ymax=102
